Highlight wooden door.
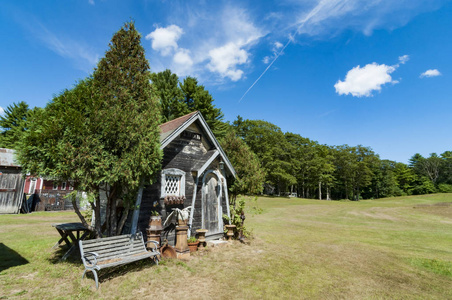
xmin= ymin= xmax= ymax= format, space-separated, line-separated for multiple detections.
xmin=203 ymin=173 xmax=221 ymax=234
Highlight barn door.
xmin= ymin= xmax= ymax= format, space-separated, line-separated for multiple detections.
xmin=202 ymin=172 xmax=222 ymax=234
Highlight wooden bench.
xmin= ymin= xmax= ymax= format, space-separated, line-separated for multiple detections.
xmin=79 ymin=232 xmax=159 ymax=289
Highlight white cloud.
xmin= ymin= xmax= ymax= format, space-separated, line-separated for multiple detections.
xmin=204 ymin=6 xmax=263 ymax=81
xmin=420 ymin=69 xmax=441 ymax=78
xmin=172 ymin=48 xmax=194 ymax=76
xmin=173 ymin=49 xmax=193 ymax=66
xmin=88 ymin=0 xmax=95 ymax=5
xmin=398 ymin=55 xmax=410 ymax=64
xmin=146 ymin=25 xmax=183 ymax=56
xmin=335 ymin=62 xmax=398 ymax=97
xmin=147 ymin=5 xmax=264 ymax=82
xmin=274 ymin=41 xmax=283 ymax=49
xmin=208 ymin=43 xmax=248 ymax=81
xmin=0 ymin=106 xmax=4 ymax=115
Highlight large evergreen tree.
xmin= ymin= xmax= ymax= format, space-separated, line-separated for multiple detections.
xmin=18 ymin=21 xmax=162 ymax=237
xmin=220 ymin=130 xmax=265 ymax=204
xmin=150 ymin=69 xmax=185 ymax=122
xmin=233 ymin=117 xmax=296 ymax=194
xmin=151 ymin=70 xmax=227 ymax=138
xmin=0 ymin=101 xmax=30 ymax=149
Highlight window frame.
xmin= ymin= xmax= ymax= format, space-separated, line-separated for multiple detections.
xmin=160 ymin=168 xmax=186 ymax=198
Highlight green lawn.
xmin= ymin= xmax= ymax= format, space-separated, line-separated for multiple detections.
xmin=1 ymin=194 xmax=452 ymax=299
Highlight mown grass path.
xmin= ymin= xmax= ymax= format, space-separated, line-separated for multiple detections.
xmin=1 ymin=194 xmax=451 ymax=299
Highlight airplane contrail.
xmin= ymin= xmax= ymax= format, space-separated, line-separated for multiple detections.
xmin=238 ymin=38 xmax=292 ymax=103
xmin=238 ymin=0 xmax=332 ymax=103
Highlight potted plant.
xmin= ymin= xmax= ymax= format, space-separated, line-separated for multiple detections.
xmin=187 ymin=236 xmax=199 ymax=252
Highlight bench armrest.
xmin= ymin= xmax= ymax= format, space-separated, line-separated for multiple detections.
xmin=146 ymin=240 xmax=159 ymax=252
xmin=82 ymin=251 xmax=99 ymax=267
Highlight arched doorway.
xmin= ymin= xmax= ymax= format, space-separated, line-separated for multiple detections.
xmin=202 ymin=170 xmax=222 ymax=235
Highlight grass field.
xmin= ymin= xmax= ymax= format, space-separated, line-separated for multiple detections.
xmin=1 ymin=194 xmax=452 ymax=299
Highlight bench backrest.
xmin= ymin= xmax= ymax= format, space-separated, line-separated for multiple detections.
xmin=80 ymin=232 xmax=147 ymax=263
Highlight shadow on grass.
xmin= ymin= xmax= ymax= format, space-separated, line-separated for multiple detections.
xmin=82 ymin=259 xmax=156 ymax=287
xmin=47 ymin=246 xmax=83 ymax=265
xmin=0 ymin=243 xmax=29 ymax=272
xmin=47 ymin=246 xmax=156 ymax=287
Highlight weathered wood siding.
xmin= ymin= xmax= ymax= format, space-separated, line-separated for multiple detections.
xmin=0 ymin=169 xmax=25 ymax=214
xmin=138 ymin=123 xmax=215 ymax=245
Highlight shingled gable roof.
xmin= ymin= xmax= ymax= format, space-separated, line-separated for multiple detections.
xmin=159 ymin=111 xmax=236 ymax=178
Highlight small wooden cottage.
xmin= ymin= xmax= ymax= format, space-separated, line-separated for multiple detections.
xmin=133 ymin=111 xmax=236 ymax=243
xmin=0 ymin=148 xmax=25 ymax=214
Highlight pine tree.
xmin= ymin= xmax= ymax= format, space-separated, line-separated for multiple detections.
xmin=150 ymin=69 xmax=185 ymax=122
xmin=18 ymin=21 xmax=162 ymax=237
xmin=180 ymin=77 xmax=227 ymax=138
xmin=0 ymin=101 xmax=29 ymax=149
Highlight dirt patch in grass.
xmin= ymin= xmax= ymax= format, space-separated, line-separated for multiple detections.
xmin=347 ymin=208 xmax=400 ymax=221
xmin=413 ymin=203 xmax=452 ymax=219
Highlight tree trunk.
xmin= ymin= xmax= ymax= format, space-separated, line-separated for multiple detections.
xmin=110 ymin=195 xmax=117 ymax=236
xmin=116 ymin=208 xmax=129 ymax=235
xmin=326 ymin=187 xmax=331 ymax=200
xmin=94 ymin=193 xmax=102 ymax=237
xmin=72 ymin=194 xmax=92 ymax=231
xmin=318 ymin=181 xmax=322 ymax=200
xmin=105 ymin=190 xmax=111 ymax=236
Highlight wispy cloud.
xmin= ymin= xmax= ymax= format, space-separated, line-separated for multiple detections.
xmin=18 ymin=15 xmax=98 ymax=73
xmin=334 ymin=56 xmax=407 ymax=97
xmin=398 ymin=55 xmax=410 ymax=64
xmin=294 ymin=0 xmax=445 ymax=37
xmin=420 ymin=69 xmax=441 ymax=78
xmin=0 ymin=106 xmax=4 ymax=115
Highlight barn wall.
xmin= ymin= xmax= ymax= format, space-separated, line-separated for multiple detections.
xmin=0 ymin=168 xmax=25 ymax=214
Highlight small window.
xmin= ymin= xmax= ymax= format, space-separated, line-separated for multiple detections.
xmin=61 ymin=182 xmax=67 ymax=190
xmin=69 ymin=182 xmax=74 ymax=190
xmin=53 ymin=182 xmax=58 ymax=190
xmin=161 ymin=168 xmax=186 ymax=198
xmin=165 ymin=175 xmax=181 ymax=195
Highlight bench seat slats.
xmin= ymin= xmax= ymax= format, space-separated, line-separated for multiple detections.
xmin=82 ymin=237 xmax=143 ymax=249
xmin=79 ymin=232 xmax=159 ymax=289
xmin=86 ymin=244 xmax=146 ymax=253
xmin=96 ymin=249 xmax=150 ymax=262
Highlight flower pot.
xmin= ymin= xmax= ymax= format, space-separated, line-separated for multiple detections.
xmin=187 ymin=241 xmax=199 ymax=252
xmin=149 ymin=216 xmax=162 ymax=228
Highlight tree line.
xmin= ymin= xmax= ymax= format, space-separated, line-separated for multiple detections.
xmin=231 ymin=117 xmax=452 ymax=200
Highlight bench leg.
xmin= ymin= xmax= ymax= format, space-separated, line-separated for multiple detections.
xmin=153 ymin=255 xmax=159 ymax=265
xmin=82 ymin=269 xmax=99 ymax=290
xmin=93 ymin=270 xmax=99 ymax=290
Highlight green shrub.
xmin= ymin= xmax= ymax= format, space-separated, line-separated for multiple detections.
xmin=437 ymin=184 xmax=452 ymax=193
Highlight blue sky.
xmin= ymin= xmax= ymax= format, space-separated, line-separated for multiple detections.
xmin=1 ymin=0 xmax=451 ymax=164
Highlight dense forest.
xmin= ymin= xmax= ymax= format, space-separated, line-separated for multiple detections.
xmin=1 ymin=62 xmax=450 ymax=202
